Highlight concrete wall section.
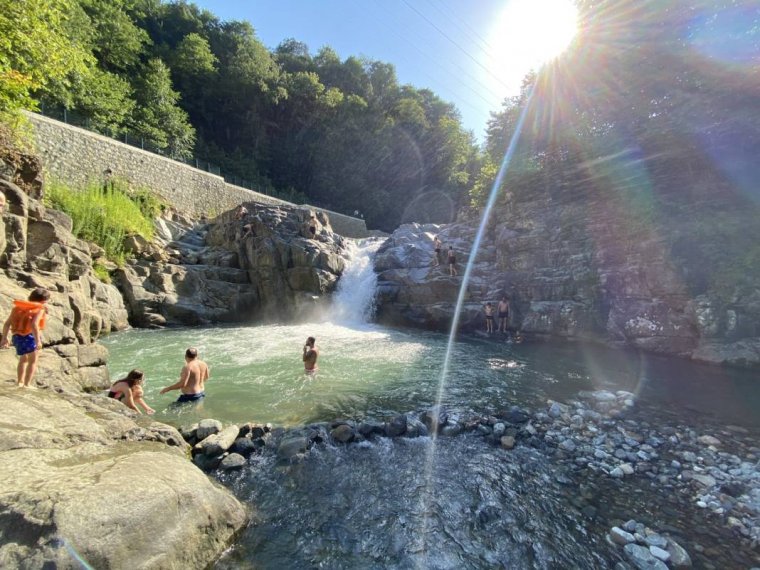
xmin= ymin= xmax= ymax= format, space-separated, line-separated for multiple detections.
xmin=27 ymin=113 xmax=369 ymax=238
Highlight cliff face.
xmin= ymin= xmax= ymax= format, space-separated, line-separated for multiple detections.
xmin=116 ymin=203 xmax=348 ymax=326
xmin=375 ymin=168 xmax=760 ymax=368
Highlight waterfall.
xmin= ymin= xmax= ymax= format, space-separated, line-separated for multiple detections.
xmin=331 ymin=238 xmax=383 ymax=324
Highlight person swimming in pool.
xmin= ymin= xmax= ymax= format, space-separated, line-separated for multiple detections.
xmin=160 ymin=347 xmax=209 ymax=403
xmin=303 ymin=336 xmax=319 ymax=374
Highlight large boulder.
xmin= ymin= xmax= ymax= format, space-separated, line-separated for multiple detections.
xmin=0 ymin=385 xmax=247 ymax=569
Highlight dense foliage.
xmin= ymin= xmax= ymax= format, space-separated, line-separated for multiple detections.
xmin=0 ymin=0 xmax=478 ymax=230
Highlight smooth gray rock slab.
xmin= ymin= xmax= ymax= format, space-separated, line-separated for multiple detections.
xmin=195 ymin=424 xmax=239 ymax=457
xmin=220 ymin=453 xmax=247 ymax=470
xmin=197 ymin=419 xmax=223 ymax=440
xmin=624 ymin=543 xmax=669 ymax=570
xmin=610 ymin=527 xmax=636 ymax=545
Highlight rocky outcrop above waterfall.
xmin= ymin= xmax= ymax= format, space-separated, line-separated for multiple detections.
xmin=375 ymin=183 xmax=760 ymax=367
xmin=116 ymin=204 xmax=348 ymax=326
xmin=0 ymin=384 xmax=247 ymax=569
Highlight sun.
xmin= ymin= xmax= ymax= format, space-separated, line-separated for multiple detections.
xmin=487 ymin=0 xmax=578 ymax=91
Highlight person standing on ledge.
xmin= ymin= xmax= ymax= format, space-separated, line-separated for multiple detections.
xmin=1 ymin=287 xmax=49 ymax=387
xmin=303 ymin=336 xmax=319 ymax=374
xmin=432 ymin=236 xmax=442 ymax=267
xmin=160 ymin=347 xmax=209 ymax=402
xmin=497 ymin=295 xmax=510 ymax=333
xmin=484 ymin=302 xmax=495 ymax=334
xmin=447 ymin=246 xmax=458 ymax=276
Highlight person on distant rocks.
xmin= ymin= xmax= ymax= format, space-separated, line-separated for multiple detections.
xmin=160 ymin=347 xmax=209 ymax=402
xmin=1 ymin=287 xmax=49 ymax=387
xmin=303 ymin=336 xmax=319 ymax=374
xmin=308 ymin=215 xmax=318 ymax=239
xmin=234 ymin=205 xmax=248 ymax=220
xmin=497 ymin=295 xmax=510 ymax=333
xmin=432 ymin=236 xmax=442 ymax=267
xmin=484 ymin=302 xmax=495 ymax=333
xmin=447 ymin=246 xmax=458 ymax=276
xmin=108 ymin=369 xmax=155 ymax=414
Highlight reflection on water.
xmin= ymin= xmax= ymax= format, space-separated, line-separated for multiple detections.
xmin=103 ymin=322 xmax=760 ymax=429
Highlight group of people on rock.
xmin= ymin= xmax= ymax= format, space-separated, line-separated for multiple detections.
xmin=431 ymin=235 xmax=458 ymax=276
xmin=483 ymin=295 xmax=523 ymax=341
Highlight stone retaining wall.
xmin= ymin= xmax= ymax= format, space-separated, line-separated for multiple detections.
xmin=26 ymin=112 xmax=369 ymax=238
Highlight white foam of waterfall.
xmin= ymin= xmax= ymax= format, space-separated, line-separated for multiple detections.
xmin=332 ymin=238 xmax=384 ymax=324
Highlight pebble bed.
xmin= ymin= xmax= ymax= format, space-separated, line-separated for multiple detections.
xmin=181 ymin=389 xmax=760 ymax=569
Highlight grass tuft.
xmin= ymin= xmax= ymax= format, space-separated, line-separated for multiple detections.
xmin=43 ymin=178 xmax=159 ymax=266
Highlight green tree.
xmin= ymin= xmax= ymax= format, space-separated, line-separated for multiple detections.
xmin=0 ymin=0 xmax=91 ymax=115
xmin=131 ymin=58 xmax=195 ymax=159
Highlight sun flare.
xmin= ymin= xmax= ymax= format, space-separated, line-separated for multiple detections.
xmin=487 ymin=0 xmax=578 ymax=91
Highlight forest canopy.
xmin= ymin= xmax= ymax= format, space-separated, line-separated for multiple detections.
xmin=0 ymin=1 xmax=757 ymax=233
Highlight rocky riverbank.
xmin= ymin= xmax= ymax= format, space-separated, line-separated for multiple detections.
xmin=186 ymin=388 xmax=760 ymax=568
xmin=375 ymin=220 xmax=760 ymax=368
xmin=0 ymin=144 xmax=248 ymax=568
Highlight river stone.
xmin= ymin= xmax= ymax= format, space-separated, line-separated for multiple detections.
xmin=548 ymin=402 xmax=563 ymax=418
xmin=622 ymin=520 xmax=638 ymax=532
xmin=440 ymin=422 xmax=462 ymax=437
xmin=239 ymin=423 xmax=266 ymax=439
xmin=385 ymin=414 xmax=407 ymax=437
xmin=624 ymin=543 xmax=669 ymax=570
xmin=559 ymin=439 xmax=576 ymax=453
xmin=501 ymin=406 xmax=530 ymax=424
xmin=620 ymin=463 xmax=635 ymax=476
xmin=359 ymin=421 xmax=384 ymax=437
xmin=691 ymin=474 xmax=716 ymax=488
xmin=277 ymin=436 xmax=309 ymax=460
xmin=195 ymin=425 xmax=239 ymax=457
xmin=610 ymin=467 xmax=625 ymax=478
xmin=180 ymin=423 xmax=199 ymax=443
xmin=610 ymin=527 xmax=636 ymax=545
xmin=231 ymin=437 xmax=259 ymax=456
xmin=219 ymin=453 xmax=247 ymax=470
xmin=405 ymin=418 xmax=428 ymax=438
xmin=493 ymin=422 xmax=506 ymax=437
xmin=644 ymin=533 xmax=668 ymax=549
xmin=697 ymin=435 xmax=721 ymax=447
xmin=420 ymin=407 xmax=448 ymax=433
xmin=500 ymin=436 xmax=516 ymax=450
xmin=666 ymin=539 xmax=692 ymax=567
xmin=592 ymin=390 xmax=617 ymax=402
xmin=649 ymin=546 xmax=670 ymax=562
xmin=197 ymin=419 xmax=223 ymax=440
xmin=331 ymin=424 xmax=355 ymax=443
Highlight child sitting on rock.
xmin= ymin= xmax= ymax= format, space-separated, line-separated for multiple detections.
xmin=1 ymin=287 xmax=50 ymax=387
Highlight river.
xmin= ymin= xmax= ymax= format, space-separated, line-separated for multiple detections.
xmin=102 ymin=240 xmax=760 ymax=569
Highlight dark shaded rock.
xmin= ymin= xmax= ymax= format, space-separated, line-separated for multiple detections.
xmin=231 ymin=437 xmax=259 ymax=456
xmin=331 ymin=424 xmax=355 ymax=443
xmin=385 ymin=414 xmax=407 ymax=437
xmin=277 ymin=436 xmax=309 ymax=460
xmin=420 ymin=406 xmax=448 ymax=434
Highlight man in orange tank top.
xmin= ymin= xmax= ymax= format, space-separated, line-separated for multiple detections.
xmin=1 ymin=287 xmax=50 ymax=387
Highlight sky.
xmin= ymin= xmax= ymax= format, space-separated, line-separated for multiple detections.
xmin=190 ymin=0 xmax=579 ymax=141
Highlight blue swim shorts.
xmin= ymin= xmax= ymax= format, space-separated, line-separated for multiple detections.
xmin=176 ymin=392 xmax=205 ymax=403
xmin=12 ymin=334 xmax=37 ymax=356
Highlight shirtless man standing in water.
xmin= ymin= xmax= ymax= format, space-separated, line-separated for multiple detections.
xmin=303 ymin=336 xmax=319 ymax=374
xmin=160 ymin=347 xmax=209 ymax=402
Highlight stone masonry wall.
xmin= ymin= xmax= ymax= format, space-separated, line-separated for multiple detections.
xmin=27 ymin=113 xmax=369 ymax=238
